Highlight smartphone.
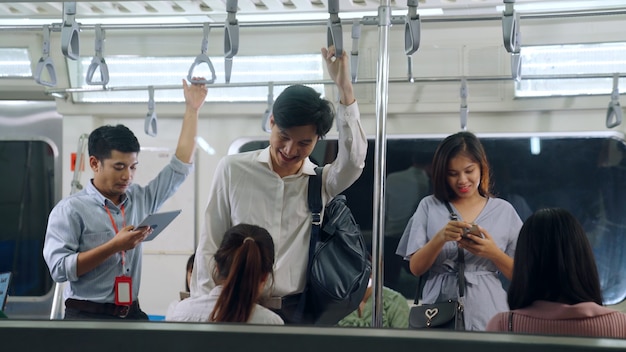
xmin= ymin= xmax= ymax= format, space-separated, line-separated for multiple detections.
xmin=462 ymin=224 xmax=484 ymax=239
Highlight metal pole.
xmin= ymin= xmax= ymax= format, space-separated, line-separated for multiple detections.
xmin=371 ymin=0 xmax=391 ymax=328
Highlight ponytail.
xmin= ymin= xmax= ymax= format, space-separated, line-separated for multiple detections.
xmin=209 ymin=224 xmax=275 ymax=323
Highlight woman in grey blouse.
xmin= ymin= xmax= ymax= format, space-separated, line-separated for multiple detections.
xmin=397 ymin=131 xmax=522 ymax=330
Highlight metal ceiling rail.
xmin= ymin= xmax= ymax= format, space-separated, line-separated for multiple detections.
xmin=43 ymin=73 xmax=626 ymax=95
xmin=1 ymin=7 xmax=626 ymax=32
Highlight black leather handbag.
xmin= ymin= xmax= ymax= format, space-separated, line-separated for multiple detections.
xmin=408 ymin=202 xmax=466 ymax=330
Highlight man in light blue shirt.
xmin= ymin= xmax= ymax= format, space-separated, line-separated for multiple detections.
xmin=43 ymin=79 xmax=207 ymax=320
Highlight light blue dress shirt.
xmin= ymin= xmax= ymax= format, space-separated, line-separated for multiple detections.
xmin=43 ymin=156 xmax=192 ymax=304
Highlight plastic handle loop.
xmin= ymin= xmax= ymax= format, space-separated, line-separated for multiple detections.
xmin=34 ymin=25 xmax=57 ymax=87
xmin=404 ymin=0 xmax=420 ymax=56
xmin=327 ymin=0 xmax=343 ymax=58
xmin=502 ymin=1 xmax=520 ymax=54
xmin=511 ymin=52 xmax=522 ymax=82
xmin=61 ymin=2 xmax=80 ymax=60
xmin=350 ymin=19 xmax=361 ymax=83
xmin=144 ymin=86 xmax=158 ymax=137
xmin=607 ymin=74 xmax=623 ymax=129
xmin=460 ymin=79 xmax=469 ymax=131
xmin=188 ymin=23 xmax=217 ymax=84
xmin=224 ymin=0 xmax=239 ymax=84
xmin=86 ymin=24 xmax=109 ymax=86
xmin=261 ymin=82 xmax=274 ymax=133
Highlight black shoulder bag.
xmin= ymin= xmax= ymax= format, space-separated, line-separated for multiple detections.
xmin=408 ymin=201 xmax=466 ymax=330
xmin=302 ymin=166 xmax=371 ymax=325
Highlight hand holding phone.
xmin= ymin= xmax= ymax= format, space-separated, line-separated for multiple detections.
xmin=462 ymin=224 xmax=484 ymax=240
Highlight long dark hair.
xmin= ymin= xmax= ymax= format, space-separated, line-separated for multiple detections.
xmin=209 ymin=224 xmax=275 ymax=323
xmin=508 ymin=208 xmax=603 ymax=309
xmin=431 ymin=131 xmax=492 ymax=202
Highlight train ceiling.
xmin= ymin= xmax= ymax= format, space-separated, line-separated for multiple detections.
xmin=1 ymin=1 xmax=625 ymax=24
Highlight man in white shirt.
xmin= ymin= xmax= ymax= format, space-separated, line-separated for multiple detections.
xmin=190 ymin=46 xmax=367 ymax=323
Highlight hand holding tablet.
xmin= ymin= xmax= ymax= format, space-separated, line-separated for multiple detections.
xmin=137 ymin=210 xmax=182 ymax=241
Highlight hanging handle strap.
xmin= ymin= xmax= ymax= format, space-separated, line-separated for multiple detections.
xmin=144 ymin=86 xmax=158 ymax=137
xmin=350 ymin=19 xmax=361 ymax=83
xmin=224 ymin=0 xmax=239 ymax=84
xmin=404 ymin=0 xmax=420 ymax=56
xmin=607 ymin=73 xmax=623 ymax=128
xmin=188 ymin=23 xmax=217 ymax=84
xmin=261 ymin=82 xmax=274 ymax=133
xmin=327 ymin=0 xmax=343 ymax=59
xmin=61 ymin=2 xmax=80 ymax=60
xmin=460 ymin=78 xmax=469 ymax=131
xmin=502 ymin=0 xmax=520 ymax=54
xmin=34 ymin=25 xmax=57 ymax=87
xmin=86 ymin=24 xmax=110 ymax=86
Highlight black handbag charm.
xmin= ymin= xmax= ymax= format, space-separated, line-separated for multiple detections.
xmin=408 ymin=202 xmax=466 ymax=330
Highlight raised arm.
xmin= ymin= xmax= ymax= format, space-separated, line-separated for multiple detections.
xmin=321 ymin=46 xmax=355 ymax=106
xmin=175 ymin=78 xmax=208 ymax=163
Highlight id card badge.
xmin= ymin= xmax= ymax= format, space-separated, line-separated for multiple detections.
xmin=114 ymin=275 xmax=133 ymax=306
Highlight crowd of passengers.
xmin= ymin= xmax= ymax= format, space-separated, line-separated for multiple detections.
xmin=40 ymin=45 xmax=626 ymax=338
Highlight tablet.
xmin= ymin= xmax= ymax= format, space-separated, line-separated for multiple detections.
xmin=138 ymin=210 xmax=182 ymax=242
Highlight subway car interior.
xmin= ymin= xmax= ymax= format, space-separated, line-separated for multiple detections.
xmin=2 ymin=0 xmax=626 ymax=351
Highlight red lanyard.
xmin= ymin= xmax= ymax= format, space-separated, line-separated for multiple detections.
xmin=104 ymin=204 xmax=127 ymax=273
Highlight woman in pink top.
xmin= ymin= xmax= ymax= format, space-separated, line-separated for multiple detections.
xmin=486 ymin=208 xmax=626 ymax=338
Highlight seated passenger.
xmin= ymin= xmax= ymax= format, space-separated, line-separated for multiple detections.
xmin=486 ymin=208 xmax=626 ymax=338
xmin=337 ymin=272 xmax=409 ymax=328
xmin=166 ymin=224 xmax=283 ymax=324
xmin=178 ymin=253 xmax=195 ymax=300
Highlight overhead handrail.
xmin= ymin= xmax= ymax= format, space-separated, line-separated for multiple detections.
xmin=502 ymin=0 xmax=520 ymax=54
xmin=350 ymin=19 xmax=361 ymax=83
xmin=187 ymin=23 xmax=217 ymax=84
xmin=404 ymin=0 xmax=421 ymax=56
xmin=61 ymin=2 xmax=80 ymax=60
xmin=144 ymin=86 xmax=158 ymax=137
xmin=606 ymin=73 xmax=623 ymax=128
xmin=460 ymin=78 xmax=469 ymax=131
xmin=326 ymin=0 xmax=343 ymax=59
xmin=261 ymin=82 xmax=274 ymax=133
xmin=224 ymin=0 xmax=239 ymax=84
xmin=86 ymin=24 xmax=109 ymax=86
xmin=34 ymin=25 xmax=57 ymax=87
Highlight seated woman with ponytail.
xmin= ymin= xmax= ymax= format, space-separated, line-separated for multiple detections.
xmin=166 ymin=224 xmax=283 ymax=324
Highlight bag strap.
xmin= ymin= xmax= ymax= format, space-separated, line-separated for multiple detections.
xmin=444 ymin=202 xmax=466 ymax=299
xmin=307 ymin=167 xmax=324 ymax=260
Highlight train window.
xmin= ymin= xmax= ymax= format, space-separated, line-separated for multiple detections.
xmin=517 ymin=42 xmax=626 ymax=97
xmin=237 ymin=133 xmax=626 ymax=305
xmin=0 ymin=140 xmax=55 ymax=297
xmin=67 ymin=54 xmax=323 ymax=103
xmin=0 ymin=48 xmax=32 ymax=77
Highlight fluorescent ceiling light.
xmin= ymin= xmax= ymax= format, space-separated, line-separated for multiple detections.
xmin=496 ymin=0 xmax=626 ymax=13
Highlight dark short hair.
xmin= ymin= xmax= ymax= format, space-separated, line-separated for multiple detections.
xmin=88 ymin=124 xmax=140 ymax=161
xmin=431 ymin=131 xmax=492 ymax=202
xmin=508 ymin=208 xmax=603 ymax=309
xmin=272 ymin=85 xmax=334 ymax=138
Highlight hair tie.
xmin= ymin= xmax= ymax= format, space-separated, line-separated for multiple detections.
xmin=243 ymin=237 xmax=254 ymax=243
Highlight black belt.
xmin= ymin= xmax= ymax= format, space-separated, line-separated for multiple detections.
xmin=65 ymin=299 xmax=139 ymax=318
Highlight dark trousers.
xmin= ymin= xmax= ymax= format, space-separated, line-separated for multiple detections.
xmin=64 ymin=299 xmax=149 ymax=321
